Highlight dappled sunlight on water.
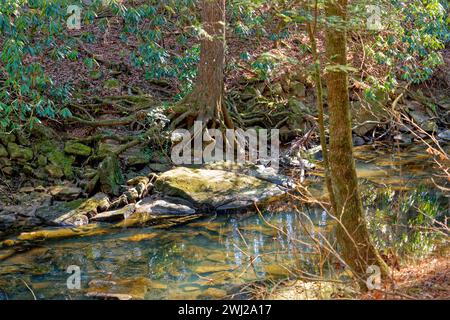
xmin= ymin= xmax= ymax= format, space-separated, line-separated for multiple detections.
xmin=0 ymin=208 xmax=331 ymax=300
xmin=0 ymin=143 xmax=447 ymax=299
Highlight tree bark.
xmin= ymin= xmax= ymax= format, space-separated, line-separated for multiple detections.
xmin=324 ymin=0 xmax=388 ymax=287
xmin=176 ymin=0 xmax=233 ymax=129
xmin=306 ymin=0 xmax=337 ymax=216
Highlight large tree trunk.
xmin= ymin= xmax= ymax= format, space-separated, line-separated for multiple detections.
xmin=173 ymin=0 xmax=233 ymax=129
xmin=324 ymin=0 xmax=388 ymax=287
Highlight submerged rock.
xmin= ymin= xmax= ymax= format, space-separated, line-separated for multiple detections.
xmin=17 ymin=224 xmax=108 ymax=241
xmin=118 ymin=232 xmax=158 ymax=242
xmin=87 ymin=277 xmax=152 ymax=300
xmin=194 ymin=265 xmax=235 ymax=274
xmin=198 ymin=288 xmax=227 ymax=299
xmin=155 ymin=167 xmax=288 ymax=212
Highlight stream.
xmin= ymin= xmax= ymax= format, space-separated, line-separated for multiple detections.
xmin=0 ymin=143 xmax=448 ymax=300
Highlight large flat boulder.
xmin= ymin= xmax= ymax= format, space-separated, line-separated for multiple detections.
xmin=154 ymin=167 xmax=288 ymax=212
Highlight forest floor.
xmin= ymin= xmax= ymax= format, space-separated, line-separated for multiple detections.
xmin=251 ymin=252 xmax=449 ymax=300
xmin=361 ymin=254 xmax=449 ymax=300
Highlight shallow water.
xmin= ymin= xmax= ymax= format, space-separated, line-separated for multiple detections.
xmin=0 ymin=208 xmax=331 ymax=300
xmin=0 ymin=143 xmax=448 ymax=300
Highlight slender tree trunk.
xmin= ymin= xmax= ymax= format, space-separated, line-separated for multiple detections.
xmin=306 ymin=0 xmax=337 ymax=215
xmin=175 ymin=0 xmax=233 ymax=129
xmin=324 ymin=0 xmax=388 ymax=286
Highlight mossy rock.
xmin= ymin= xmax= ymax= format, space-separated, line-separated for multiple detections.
xmin=34 ymin=168 xmax=48 ymax=180
xmin=0 ymin=132 xmax=15 ymax=145
xmin=45 ymin=164 xmax=64 ymax=178
xmin=0 ymin=157 xmax=12 ymax=168
xmin=288 ymin=98 xmax=309 ymax=115
xmin=127 ymin=154 xmax=151 ymax=167
xmin=2 ymin=166 xmax=13 ymax=176
xmin=30 ymin=123 xmax=59 ymax=141
xmin=155 ymin=167 xmax=286 ymax=211
xmin=15 ymin=131 xmax=30 ymax=146
xmin=48 ymin=150 xmax=75 ymax=178
xmin=64 ymin=141 xmax=92 ymax=157
xmin=270 ymin=82 xmax=284 ymax=95
xmin=0 ymin=145 xmax=7 ymax=158
xmin=98 ymin=142 xmax=122 ymax=157
xmin=98 ymin=155 xmax=124 ymax=196
xmin=22 ymin=164 xmax=34 ymax=176
xmin=37 ymin=154 xmax=47 ymax=167
xmin=290 ymin=81 xmax=306 ymax=98
xmin=7 ymin=143 xmax=33 ymax=161
xmin=37 ymin=140 xmax=59 ymax=155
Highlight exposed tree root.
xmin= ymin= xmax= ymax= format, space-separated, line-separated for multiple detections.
xmin=168 ymin=95 xmax=234 ymax=131
xmin=69 ymin=114 xmax=139 ymax=127
xmin=67 ymin=94 xmax=156 ymax=128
